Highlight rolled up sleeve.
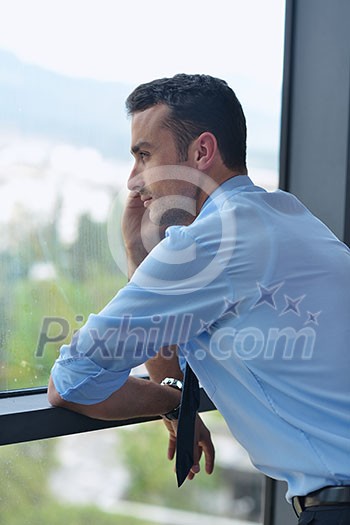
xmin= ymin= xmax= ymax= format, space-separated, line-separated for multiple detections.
xmin=51 ymin=219 xmax=234 ymax=404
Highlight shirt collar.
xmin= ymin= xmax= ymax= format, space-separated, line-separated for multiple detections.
xmin=200 ymin=174 xmax=254 ymax=215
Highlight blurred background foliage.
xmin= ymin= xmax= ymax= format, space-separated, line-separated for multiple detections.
xmin=0 ymin=438 xmax=170 ymax=525
xmin=0 ymin=414 xmax=247 ymax=525
xmin=0 ymin=211 xmax=126 ymax=391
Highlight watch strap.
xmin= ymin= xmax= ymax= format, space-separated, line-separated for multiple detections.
xmin=160 ymin=377 xmax=183 ymax=420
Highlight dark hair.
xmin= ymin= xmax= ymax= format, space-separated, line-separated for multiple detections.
xmin=125 ymin=74 xmax=247 ymax=172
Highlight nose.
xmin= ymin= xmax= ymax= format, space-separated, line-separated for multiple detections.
xmin=127 ymin=165 xmax=144 ymax=192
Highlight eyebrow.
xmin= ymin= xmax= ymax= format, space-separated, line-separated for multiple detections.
xmin=131 ymin=141 xmax=153 ymax=155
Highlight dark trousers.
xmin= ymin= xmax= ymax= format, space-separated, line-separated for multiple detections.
xmin=298 ymin=505 xmax=350 ymax=524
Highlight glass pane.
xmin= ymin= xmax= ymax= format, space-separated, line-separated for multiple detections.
xmin=0 ymin=414 xmax=264 ymax=524
xmin=1 ymin=2 xmax=285 ymax=522
xmin=0 ymin=0 xmax=285 ymax=391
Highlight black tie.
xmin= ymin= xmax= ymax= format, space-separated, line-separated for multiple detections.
xmin=175 ymin=363 xmax=200 ymax=487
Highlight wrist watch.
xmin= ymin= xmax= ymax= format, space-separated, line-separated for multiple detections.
xmin=160 ymin=377 xmax=183 ymax=420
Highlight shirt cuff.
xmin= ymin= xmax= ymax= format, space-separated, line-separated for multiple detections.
xmin=51 ymin=357 xmax=129 ymax=405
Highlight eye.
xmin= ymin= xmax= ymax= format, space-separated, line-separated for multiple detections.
xmin=139 ymin=151 xmax=149 ymax=161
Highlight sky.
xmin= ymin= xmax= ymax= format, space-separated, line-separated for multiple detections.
xmin=0 ymin=0 xmax=285 ymax=87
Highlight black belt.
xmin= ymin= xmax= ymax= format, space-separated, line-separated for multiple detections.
xmin=292 ymin=486 xmax=350 ymax=517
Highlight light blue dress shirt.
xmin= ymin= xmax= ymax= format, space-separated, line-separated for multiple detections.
xmin=51 ymin=175 xmax=350 ymax=500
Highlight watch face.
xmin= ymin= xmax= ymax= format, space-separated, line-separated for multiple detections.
xmin=161 ymin=378 xmax=183 ymax=390
xmin=160 ymin=378 xmax=182 ymax=420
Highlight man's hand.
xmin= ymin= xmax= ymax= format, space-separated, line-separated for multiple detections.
xmin=163 ymin=414 xmax=215 ymax=481
xmin=121 ymin=191 xmax=148 ymax=277
xmin=121 ymin=191 xmax=166 ymax=278
xmin=145 ymin=348 xmax=215 ymax=481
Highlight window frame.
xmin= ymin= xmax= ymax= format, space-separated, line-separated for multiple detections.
xmin=0 ymin=383 xmax=215 ymax=446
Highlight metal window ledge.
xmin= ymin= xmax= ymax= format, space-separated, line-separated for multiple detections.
xmin=0 ymin=386 xmax=215 ymax=446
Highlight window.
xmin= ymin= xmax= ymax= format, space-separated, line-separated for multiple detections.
xmin=0 ymin=1 xmax=285 ymax=523
xmin=0 ymin=0 xmax=285 ymax=391
xmin=1 ymin=415 xmax=265 ymax=525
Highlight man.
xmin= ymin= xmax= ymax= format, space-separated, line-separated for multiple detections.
xmin=48 ymin=74 xmax=350 ymax=523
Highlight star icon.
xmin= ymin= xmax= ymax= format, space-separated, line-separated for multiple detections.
xmin=198 ymin=319 xmax=213 ymax=334
xmin=280 ymin=294 xmax=305 ymax=316
xmin=223 ymin=297 xmax=243 ymax=318
xmin=305 ymin=310 xmax=321 ymax=325
xmin=252 ymin=282 xmax=283 ymax=310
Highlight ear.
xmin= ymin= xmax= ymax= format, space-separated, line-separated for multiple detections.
xmin=191 ymin=132 xmax=218 ymax=171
